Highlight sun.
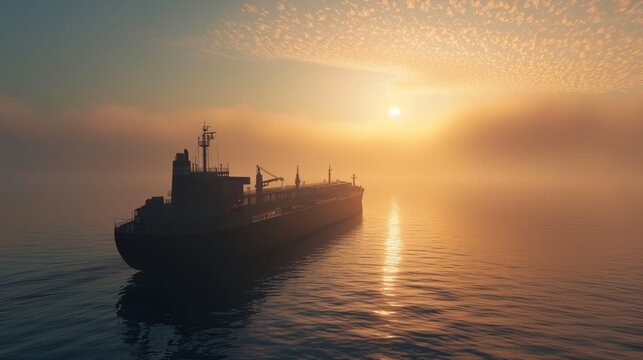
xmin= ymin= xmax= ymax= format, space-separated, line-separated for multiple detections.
xmin=388 ymin=107 xmax=401 ymax=118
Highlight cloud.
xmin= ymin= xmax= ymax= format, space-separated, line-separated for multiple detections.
xmin=433 ymin=94 xmax=643 ymax=180
xmin=173 ymin=0 xmax=643 ymax=93
xmin=0 ymin=94 xmax=413 ymax=183
xmin=0 ymin=94 xmax=641 ymax=191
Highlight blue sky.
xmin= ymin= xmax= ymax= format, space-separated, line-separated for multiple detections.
xmin=1 ymin=2 xmax=249 ymax=110
xmin=0 ymin=1 xmax=408 ymax=122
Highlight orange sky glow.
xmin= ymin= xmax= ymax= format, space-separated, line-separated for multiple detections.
xmin=0 ymin=1 xmax=641 ymax=195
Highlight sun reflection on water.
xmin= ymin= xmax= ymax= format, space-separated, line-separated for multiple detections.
xmin=382 ymin=198 xmax=401 ymax=304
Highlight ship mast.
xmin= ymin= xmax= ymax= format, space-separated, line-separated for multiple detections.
xmin=295 ymin=165 xmax=301 ymax=189
xmin=198 ymin=124 xmax=216 ymax=173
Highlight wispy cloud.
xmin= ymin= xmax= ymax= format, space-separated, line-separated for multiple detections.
xmin=173 ymin=0 xmax=642 ymax=93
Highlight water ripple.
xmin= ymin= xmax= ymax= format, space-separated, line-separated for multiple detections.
xmin=1 ymin=188 xmax=642 ymax=358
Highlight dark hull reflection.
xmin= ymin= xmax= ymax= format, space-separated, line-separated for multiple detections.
xmin=116 ymin=215 xmax=362 ymax=358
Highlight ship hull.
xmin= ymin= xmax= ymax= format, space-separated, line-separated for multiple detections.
xmin=115 ymin=194 xmax=362 ymax=274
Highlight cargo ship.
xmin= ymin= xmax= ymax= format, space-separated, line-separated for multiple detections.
xmin=114 ymin=125 xmax=364 ymax=273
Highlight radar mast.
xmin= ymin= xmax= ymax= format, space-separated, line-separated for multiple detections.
xmin=198 ymin=124 xmax=216 ymax=173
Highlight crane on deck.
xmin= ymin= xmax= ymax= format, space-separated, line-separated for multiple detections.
xmin=255 ymin=165 xmax=284 ymax=192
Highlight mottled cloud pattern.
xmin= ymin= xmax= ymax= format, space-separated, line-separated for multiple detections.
xmin=175 ymin=0 xmax=642 ymax=93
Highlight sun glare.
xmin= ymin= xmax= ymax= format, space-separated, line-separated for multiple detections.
xmin=388 ymin=107 xmax=400 ymax=118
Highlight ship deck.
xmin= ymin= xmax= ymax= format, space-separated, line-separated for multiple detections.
xmin=242 ymin=180 xmax=352 ymax=196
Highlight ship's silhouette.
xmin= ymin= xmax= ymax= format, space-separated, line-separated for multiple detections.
xmin=115 ymin=125 xmax=364 ymax=273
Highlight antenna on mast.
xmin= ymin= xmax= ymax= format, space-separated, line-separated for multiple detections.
xmin=216 ymin=142 xmax=220 ymax=169
xmin=197 ymin=123 xmax=216 ymax=173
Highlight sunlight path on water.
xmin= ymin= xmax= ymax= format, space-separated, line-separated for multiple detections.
xmin=375 ymin=198 xmax=403 ymax=336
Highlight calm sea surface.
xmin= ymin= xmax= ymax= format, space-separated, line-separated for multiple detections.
xmin=1 ymin=184 xmax=642 ymax=359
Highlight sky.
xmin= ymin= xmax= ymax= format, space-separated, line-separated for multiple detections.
xmin=1 ymin=1 xmax=642 ymax=196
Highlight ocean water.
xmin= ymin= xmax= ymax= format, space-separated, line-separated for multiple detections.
xmin=1 ymin=184 xmax=642 ymax=359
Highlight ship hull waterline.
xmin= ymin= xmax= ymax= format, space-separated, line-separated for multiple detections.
xmin=115 ymin=194 xmax=362 ymax=275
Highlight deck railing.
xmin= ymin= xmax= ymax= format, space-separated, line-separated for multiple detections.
xmin=190 ymin=164 xmax=229 ymax=174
